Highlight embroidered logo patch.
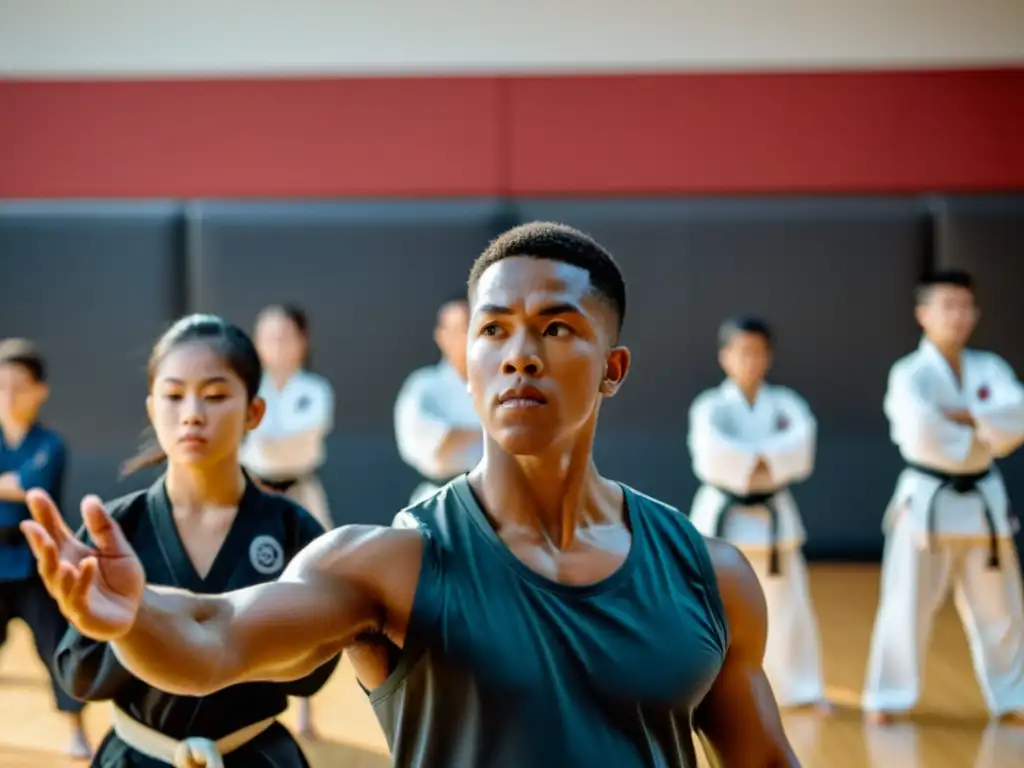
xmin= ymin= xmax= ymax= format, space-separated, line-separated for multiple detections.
xmin=978 ymin=385 xmax=990 ymax=401
xmin=776 ymin=414 xmax=789 ymax=431
xmin=249 ymin=535 xmax=284 ymax=575
xmin=295 ymin=395 xmax=312 ymax=411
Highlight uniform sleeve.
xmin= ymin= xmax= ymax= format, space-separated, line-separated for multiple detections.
xmin=394 ymin=372 xmax=466 ymax=479
xmin=884 ymin=360 xmax=974 ymax=464
xmin=258 ymin=378 xmax=334 ymax=439
xmin=686 ymin=392 xmax=760 ymax=492
xmin=52 ymin=513 xmax=133 ymax=702
xmin=16 ymin=433 xmax=66 ymax=498
xmin=973 ymin=354 xmax=1024 ymax=458
xmin=277 ymin=509 xmax=342 ymax=697
xmin=759 ymin=389 xmax=816 ymax=486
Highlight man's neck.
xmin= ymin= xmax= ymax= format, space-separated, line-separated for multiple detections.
xmin=0 ymin=418 xmax=34 ymax=449
xmin=267 ymin=367 xmax=299 ymax=391
xmin=926 ymin=336 xmax=964 ymax=377
xmin=733 ymin=379 xmax=762 ymax=406
xmin=470 ymin=422 xmax=621 ymax=550
xmin=166 ymin=459 xmax=246 ymax=511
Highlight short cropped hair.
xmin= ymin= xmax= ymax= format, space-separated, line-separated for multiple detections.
xmin=718 ymin=316 xmax=773 ymax=350
xmin=468 ymin=222 xmax=626 ymax=334
xmin=0 ymin=338 xmax=47 ymax=382
xmin=915 ymin=270 xmax=974 ymax=305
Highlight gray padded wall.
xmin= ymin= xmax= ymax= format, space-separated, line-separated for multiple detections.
xmin=933 ymin=195 xmax=1024 ymax=552
xmin=514 ymin=199 xmax=931 ymax=559
xmin=187 ymin=200 xmax=511 ymax=525
xmin=0 ymin=203 xmax=185 ymax=523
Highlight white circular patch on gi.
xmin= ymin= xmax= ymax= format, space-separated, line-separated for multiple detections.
xmin=249 ymin=535 xmax=284 ymax=575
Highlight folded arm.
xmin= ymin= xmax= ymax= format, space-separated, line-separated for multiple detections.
xmin=759 ymin=391 xmax=816 ymax=486
xmin=254 ymin=383 xmax=334 ymax=442
xmin=394 ymin=375 xmax=479 ymax=479
xmin=884 ymin=366 xmax=974 ymax=464
xmin=111 ymin=525 xmax=422 ymax=697
xmin=688 ymin=394 xmax=761 ymax=492
xmin=695 ymin=539 xmax=799 ymax=767
xmin=973 ymin=355 xmax=1024 ymax=458
xmin=0 ymin=439 xmax=65 ymax=502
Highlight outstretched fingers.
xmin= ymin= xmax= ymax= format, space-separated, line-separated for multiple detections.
xmin=25 ymin=489 xmax=74 ymax=545
xmin=81 ymin=496 xmax=130 ymax=555
xmin=21 ymin=521 xmax=60 ymax=584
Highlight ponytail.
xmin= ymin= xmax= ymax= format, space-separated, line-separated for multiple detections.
xmin=120 ymin=433 xmax=167 ymax=478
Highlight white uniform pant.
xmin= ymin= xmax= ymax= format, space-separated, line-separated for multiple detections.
xmin=863 ymin=514 xmax=1024 ymax=715
xmin=283 ymin=475 xmax=333 ymax=531
xmin=744 ymin=547 xmax=826 ymax=707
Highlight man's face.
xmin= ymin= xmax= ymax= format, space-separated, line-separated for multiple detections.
xmin=434 ymin=300 xmax=470 ymax=379
xmin=0 ymin=362 xmax=47 ymax=427
xmin=467 ymin=257 xmax=629 ymax=456
xmin=915 ymin=284 xmax=978 ymax=349
xmin=718 ymin=331 xmax=772 ymax=390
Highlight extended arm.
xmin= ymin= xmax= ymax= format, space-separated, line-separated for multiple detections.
xmin=687 ymin=393 xmax=760 ymax=493
xmin=694 ymin=539 xmax=799 ymax=767
xmin=113 ymin=525 xmax=422 ymax=697
xmin=394 ymin=373 xmax=479 ymax=479
xmin=973 ymin=355 xmax=1024 ymax=458
xmin=758 ymin=391 xmax=816 ymax=486
xmin=884 ymin=364 xmax=974 ymax=464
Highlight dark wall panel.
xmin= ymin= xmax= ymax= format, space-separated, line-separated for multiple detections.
xmin=188 ymin=200 xmax=511 ymax=525
xmin=515 ymin=199 xmax=931 ymax=559
xmin=0 ymin=202 xmax=184 ymax=520
xmin=933 ymin=194 xmax=1024 ymax=552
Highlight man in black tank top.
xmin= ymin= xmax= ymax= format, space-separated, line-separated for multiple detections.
xmin=23 ymin=223 xmax=800 ymax=767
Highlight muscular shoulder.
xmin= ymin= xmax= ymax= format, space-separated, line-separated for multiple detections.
xmin=703 ymin=538 xmax=768 ymax=656
xmin=284 ymin=523 xmax=425 ymax=596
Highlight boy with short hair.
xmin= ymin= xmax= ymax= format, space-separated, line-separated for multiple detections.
xmin=0 ymin=338 xmax=89 ymax=757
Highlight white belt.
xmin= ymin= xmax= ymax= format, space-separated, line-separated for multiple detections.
xmin=111 ymin=705 xmax=275 ymax=767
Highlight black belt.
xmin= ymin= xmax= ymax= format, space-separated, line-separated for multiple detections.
xmin=257 ymin=476 xmax=301 ymax=493
xmin=0 ymin=526 xmax=25 ymax=547
xmin=712 ymin=489 xmax=784 ymax=576
xmin=906 ymin=462 xmax=1000 ymax=569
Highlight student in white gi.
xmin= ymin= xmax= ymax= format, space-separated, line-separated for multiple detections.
xmin=688 ymin=316 xmax=827 ymax=709
xmin=394 ymin=297 xmax=482 ymax=505
xmin=240 ymin=304 xmax=335 ymax=739
xmin=863 ymin=270 xmax=1024 ymax=724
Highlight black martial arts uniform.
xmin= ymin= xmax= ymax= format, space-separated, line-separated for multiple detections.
xmin=0 ymin=422 xmax=84 ymax=715
xmin=54 ymin=476 xmax=340 ymax=767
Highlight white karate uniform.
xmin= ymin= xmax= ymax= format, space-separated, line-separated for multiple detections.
xmin=687 ymin=380 xmax=826 ymax=707
xmin=394 ymin=360 xmax=482 ymax=505
xmin=239 ymin=371 xmax=335 ymax=530
xmin=863 ymin=339 xmax=1024 ymax=716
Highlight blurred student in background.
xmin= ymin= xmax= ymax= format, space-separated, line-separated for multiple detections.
xmin=0 ymin=339 xmax=90 ymax=757
xmin=241 ymin=304 xmax=336 ymax=738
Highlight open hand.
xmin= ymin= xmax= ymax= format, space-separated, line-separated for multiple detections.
xmin=20 ymin=490 xmax=145 ymax=641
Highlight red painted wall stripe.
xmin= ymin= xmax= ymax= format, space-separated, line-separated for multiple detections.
xmin=1 ymin=69 xmax=1022 ymax=198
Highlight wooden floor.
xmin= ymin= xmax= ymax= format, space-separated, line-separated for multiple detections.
xmin=1 ymin=564 xmax=1021 ymax=767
